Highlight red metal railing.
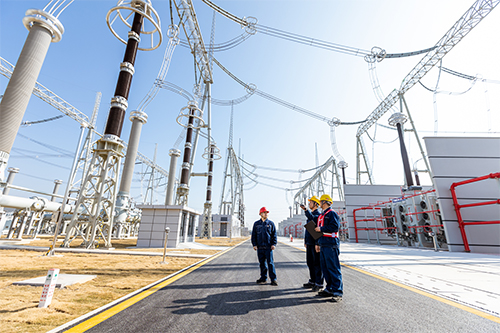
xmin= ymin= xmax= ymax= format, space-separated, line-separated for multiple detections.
xmin=352 ymin=189 xmax=437 ymax=243
xmin=294 ymin=222 xmax=302 ymax=238
xmin=337 ymin=209 xmax=348 ymax=240
xmin=353 ymin=206 xmax=397 ymax=243
xmin=450 ymin=172 xmax=500 ymax=252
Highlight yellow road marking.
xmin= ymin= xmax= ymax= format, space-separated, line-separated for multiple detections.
xmin=343 ymin=264 xmax=500 ymax=324
xmin=67 ymin=240 xmax=499 ymax=331
xmin=65 ymin=246 xmax=235 ymax=332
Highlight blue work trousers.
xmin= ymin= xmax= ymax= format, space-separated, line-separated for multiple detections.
xmin=319 ymin=245 xmax=343 ymax=296
xmin=257 ymin=247 xmax=277 ymax=281
xmin=306 ymin=244 xmax=323 ymax=286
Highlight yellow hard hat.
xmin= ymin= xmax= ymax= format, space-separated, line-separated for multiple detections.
xmin=308 ymin=196 xmax=320 ymax=205
xmin=320 ymin=194 xmax=333 ymax=203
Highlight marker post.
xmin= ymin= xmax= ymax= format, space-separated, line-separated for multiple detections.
xmin=38 ymin=268 xmax=59 ymax=308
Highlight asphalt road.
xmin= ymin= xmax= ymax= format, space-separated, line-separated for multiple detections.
xmin=63 ymin=240 xmax=500 ymax=333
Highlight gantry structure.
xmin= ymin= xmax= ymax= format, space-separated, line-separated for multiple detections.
xmin=173 ymin=0 xmax=221 ymax=238
xmin=355 ymin=0 xmax=500 ymax=185
xmin=62 ymin=0 xmax=163 ymax=249
xmin=219 ymin=105 xmax=245 ymax=227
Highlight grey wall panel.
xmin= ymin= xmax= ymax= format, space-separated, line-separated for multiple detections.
xmin=425 ymin=137 xmax=500 ymax=158
xmin=468 ymin=245 xmax=500 ymax=255
xmin=438 ymin=198 xmax=500 ymax=222
xmin=345 ymin=184 xmax=404 ymax=197
xmin=428 ymin=158 xmax=500 ymax=178
xmin=424 ymin=137 xmax=500 ymax=254
xmin=433 ymin=176 xmax=500 ymax=199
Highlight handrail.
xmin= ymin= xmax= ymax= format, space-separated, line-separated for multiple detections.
xmin=353 ymin=188 xmax=439 ymax=244
xmin=450 ymin=172 xmax=500 ymax=252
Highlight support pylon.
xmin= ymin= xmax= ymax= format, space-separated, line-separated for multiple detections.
xmin=62 ymin=0 xmax=161 ymax=249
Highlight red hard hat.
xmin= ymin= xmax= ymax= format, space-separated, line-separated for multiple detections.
xmin=259 ymin=207 xmax=269 ymax=214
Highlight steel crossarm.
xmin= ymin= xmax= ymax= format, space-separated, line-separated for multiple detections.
xmin=174 ymin=0 xmax=213 ymax=84
xmin=1 ymin=55 xmax=170 ymax=187
xmin=0 ymin=56 xmax=92 ymax=129
xmin=356 ymin=0 xmax=500 ymax=137
xmin=293 ymin=156 xmax=335 ymax=202
xmin=135 ymin=150 xmax=169 ymax=178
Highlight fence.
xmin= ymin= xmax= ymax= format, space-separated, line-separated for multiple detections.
xmin=353 ymin=189 xmax=442 ymax=248
xmin=450 ymin=172 xmax=500 ymax=252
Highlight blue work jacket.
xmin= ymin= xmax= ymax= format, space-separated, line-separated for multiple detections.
xmin=317 ymin=207 xmax=341 ymax=248
xmin=251 ymin=218 xmax=277 ymax=248
xmin=304 ymin=209 xmax=320 ymax=245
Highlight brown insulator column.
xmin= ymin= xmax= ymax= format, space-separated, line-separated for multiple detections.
xmin=206 ymin=147 xmax=214 ymax=202
xmin=396 ymin=123 xmax=414 ymax=187
xmin=389 ymin=104 xmax=414 ymax=188
xmin=104 ymin=13 xmax=144 ymax=138
xmin=179 ymin=106 xmax=196 ymax=190
xmin=338 ymin=161 xmax=348 ymax=185
xmin=414 ymin=170 xmax=421 ymax=186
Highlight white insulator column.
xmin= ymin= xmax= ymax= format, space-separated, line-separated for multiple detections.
xmin=50 ymin=179 xmax=63 ymax=202
xmin=0 ymin=10 xmax=64 ymax=181
xmin=115 ymin=111 xmax=147 ymax=225
xmin=2 ymin=167 xmax=20 ymax=195
xmin=165 ymin=149 xmax=181 ymax=205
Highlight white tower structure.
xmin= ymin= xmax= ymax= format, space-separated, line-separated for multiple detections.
xmin=356 ymin=0 xmax=500 ymax=184
xmin=62 ymin=0 xmax=162 ymax=249
xmin=219 ymin=105 xmax=245 ymax=227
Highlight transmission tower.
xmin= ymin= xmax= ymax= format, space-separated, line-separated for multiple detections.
xmin=293 ymin=156 xmax=343 ymax=208
xmin=356 ymin=0 xmax=499 ymax=185
xmin=62 ymin=0 xmax=162 ymax=249
xmin=173 ymin=0 xmax=222 ymax=239
xmin=219 ymin=104 xmax=245 ymax=227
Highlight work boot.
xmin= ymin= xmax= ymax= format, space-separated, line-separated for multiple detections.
xmin=316 ymin=289 xmax=333 ymax=297
xmin=256 ymin=278 xmax=267 ymax=284
xmin=312 ymin=285 xmax=323 ymax=292
xmin=303 ymin=282 xmax=314 ymax=288
xmin=271 ymin=280 xmax=278 ymax=286
xmin=331 ymin=295 xmax=343 ymax=303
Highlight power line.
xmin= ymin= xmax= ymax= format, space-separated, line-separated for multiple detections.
xmin=20 ymin=115 xmax=64 ymax=126
xmin=201 ymin=0 xmax=436 ymax=61
xmin=212 ymin=57 xmax=366 ymax=126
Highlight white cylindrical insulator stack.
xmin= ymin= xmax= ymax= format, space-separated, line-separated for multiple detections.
xmin=165 ymin=149 xmax=181 ymax=206
xmin=0 ymin=10 xmax=63 ymax=181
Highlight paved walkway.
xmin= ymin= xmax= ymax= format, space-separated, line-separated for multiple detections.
xmin=280 ymin=236 xmax=500 ymax=316
xmin=50 ymin=238 xmax=500 ymax=332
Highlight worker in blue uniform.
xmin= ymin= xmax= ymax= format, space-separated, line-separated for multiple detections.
xmin=300 ymin=196 xmax=323 ymax=292
xmin=314 ymin=194 xmax=343 ymax=302
xmin=252 ymin=207 xmax=278 ymax=286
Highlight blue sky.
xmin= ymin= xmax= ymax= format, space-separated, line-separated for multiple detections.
xmin=1 ymin=0 xmax=499 ymax=226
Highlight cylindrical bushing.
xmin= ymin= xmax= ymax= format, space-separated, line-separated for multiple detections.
xmin=119 ymin=111 xmax=147 ymax=193
xmin=51 ymin=179 xmax=63 ymax=201
xmin=165 ymin=149 xmax=181 ymax=205
xmin=103 ymin=13 xmax=144 ymax=138
xmin=3 ymin=167 xmax=20 ymax=195
xmin=206 ymin=149 xmax=214 ymax=202
xmin=179 ymin=107 xmax=195 ymax=187
xmin=0 ymin=24 xmax=52 ymax=155
xmin=396 ymin=123 xmax=414 ymax=187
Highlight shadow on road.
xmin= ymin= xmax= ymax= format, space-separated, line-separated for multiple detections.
xmin=165 ymin=287 xmax=327 ymax=316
